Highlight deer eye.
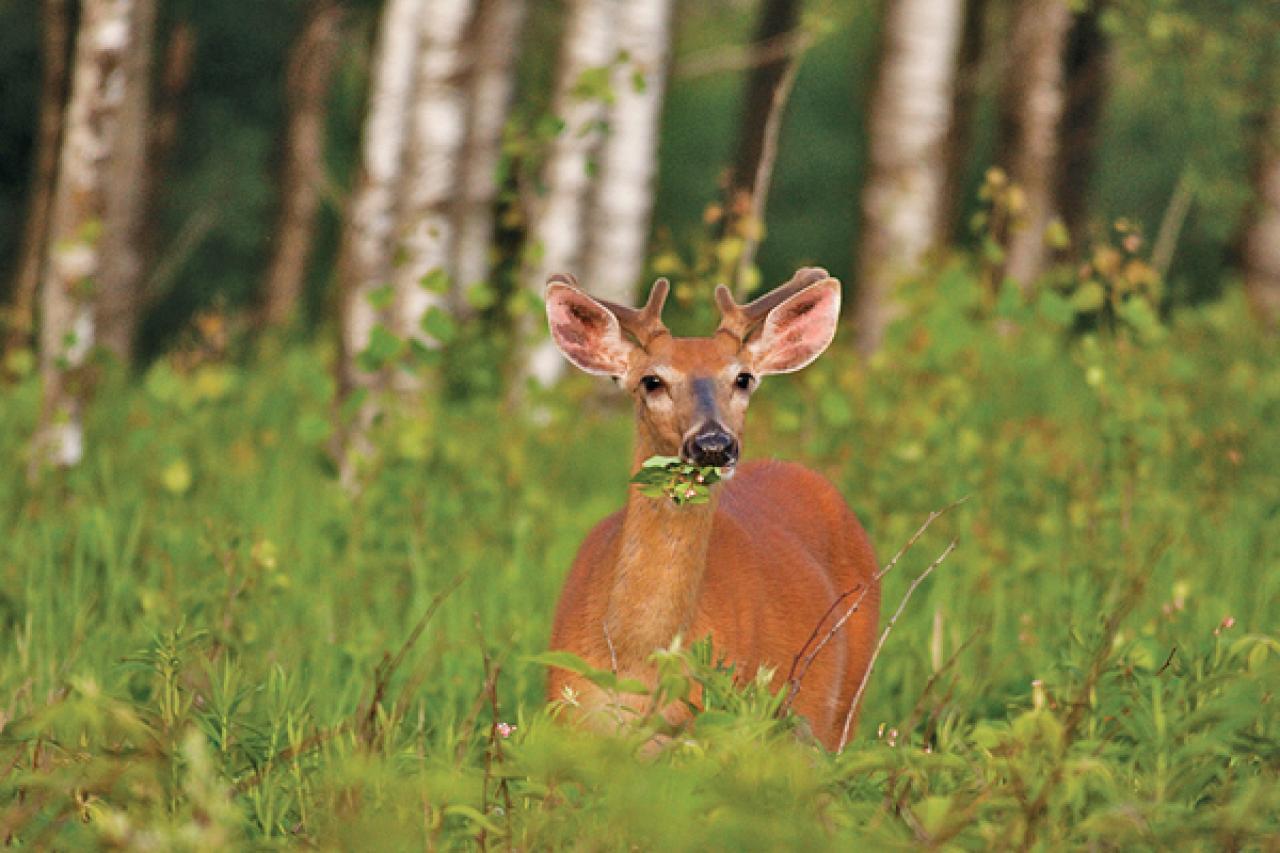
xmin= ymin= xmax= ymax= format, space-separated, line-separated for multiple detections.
xmin=734 ymin=372 xmax=754 ymax=391
xmin=640 ymin=375 xmax=664 ymax=393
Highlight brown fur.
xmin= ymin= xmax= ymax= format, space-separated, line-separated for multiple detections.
xmin=544 ymin=272 xmax=881 ymax=749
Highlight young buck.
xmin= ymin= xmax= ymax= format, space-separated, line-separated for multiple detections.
xmin=544 ymin=267 xmax=880 ymax=750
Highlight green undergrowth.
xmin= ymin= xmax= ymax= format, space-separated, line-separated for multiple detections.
xmin=1 ymin=270 xmax=1278 ymax=848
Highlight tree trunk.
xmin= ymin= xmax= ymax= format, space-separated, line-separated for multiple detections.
xmin=996 ymin=0 xmax=1071 ymax=291
xmin=34 ymin=0 xmax=136 ymax=471
xmin=1055 ymin=5 xmax=1111 ymax=250
xmin=940 ymin=0 xmax=989 ymax=237
xmin=452 ymin=0 xmax=527 ymax=308
xmin=580 ymin=0 xmax=674 ymax=305
xmin=334 ymin=0 xmax=425 ymax=482
xmin=261 ymin=0 xmax=343 ymax=330
xmin=852 ymin=0 xmax=965 ymax=356
xmin=7 ymin=0 xmax=71 ymax=357
xmin=722 ymin=0 xmax=801 ymax=241
xmin=1244 ymin=104 xmax=1280 ymax=332
xmin=97 ymin=0 xmax=156 ymax=362
xmin=391 ymin=0 xmax=476 ymax=350
xmin=519 ymin=0 xmax=618 ymax=387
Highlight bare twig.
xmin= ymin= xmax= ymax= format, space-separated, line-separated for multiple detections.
xmin=780 ymin=584 xmax=869 ymax=715
xmin=674 ymin=28 xmax=809 ymax=80
xmin=361 ymin=570 xmax=468 ymax=746
xmin=783 ymin=498 xmax=969 ymax=716
xmin=1152 ymin=169 xmax=1193 ymax=278
xmin=875 ymin=497 xmax=969 ymax=585
xmin=732 ymin=33 xmax=813 ymax=295
xmin=477 ymin=637 xmax=508 ymax=851
xmin=838 ymin=538 xmax=960 ymax=753
xmin=781 ymin=584 xmax=862 ymax=706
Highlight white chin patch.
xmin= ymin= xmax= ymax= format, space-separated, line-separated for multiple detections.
xmin=718 ymin=466 xmax=736 ymax=481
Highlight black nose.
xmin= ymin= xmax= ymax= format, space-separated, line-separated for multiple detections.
xmin=683 ymin=428 xmax=739 ymax=468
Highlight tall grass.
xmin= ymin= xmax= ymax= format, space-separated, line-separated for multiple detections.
xmin=1 ymin=270 xmax=1277 ymax=847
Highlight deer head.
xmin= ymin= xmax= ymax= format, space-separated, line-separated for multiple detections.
xmin=545 ymin=268 xmax=841 ymax=472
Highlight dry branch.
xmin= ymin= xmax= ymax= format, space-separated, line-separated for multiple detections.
xmin=838 ymin=537 xmax=961 ymax=753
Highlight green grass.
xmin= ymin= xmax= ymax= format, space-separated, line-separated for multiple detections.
xmin=1 ymin=270 xmax=1278 ymax=848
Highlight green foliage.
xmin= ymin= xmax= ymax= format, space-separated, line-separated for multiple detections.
xmin=2 ymin=259 xmax=1279 ymax=846
xmin=630 ymin=455 xmax=723 ymax=505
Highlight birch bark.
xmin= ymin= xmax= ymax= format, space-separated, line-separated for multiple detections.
xmin=334 ymin=0 xmax=425 ymax=482
xmin=392 ymin=0 xmax=476 ymax=348
xmin=852 ymin=0 xmax=965 ymax=356
xmin=580 ymin=0 xmax=673 ymax=305
xmin=520 ymin=0 xmax=618 ymax=387
xmin=35 ymin=0 xmax=136 ymax=470
xmin=453 ymin=0 xmax=527 ymax=306
xmin=262 ymin=0 xmax=343 ymax=329
xmin=1244 ymin=105 xmax=1280 ymax=332
xmin=997 ymin=0 xmax=1071 ymax=291
xmin=97 ymin=0 xmax=156 ymax=361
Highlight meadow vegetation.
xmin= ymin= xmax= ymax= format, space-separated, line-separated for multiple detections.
xmin=2 ymin=256 xmax=1278 ymax=848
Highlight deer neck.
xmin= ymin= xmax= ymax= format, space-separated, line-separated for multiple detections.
xmin=605 ymin=440 xmax=717 ymax=666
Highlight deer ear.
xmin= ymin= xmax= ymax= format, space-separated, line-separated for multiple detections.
xmin=746 ymin=278 xmax=841 ymax=374
xmin=545 ymin=278 xmax=633 ymax=377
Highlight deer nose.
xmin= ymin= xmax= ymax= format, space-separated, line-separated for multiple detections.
xmin=683 ymin=427 xmax=739 ymax=468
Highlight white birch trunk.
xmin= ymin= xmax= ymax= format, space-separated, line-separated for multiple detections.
xmin=452 ymin=0 xmax=527 ymax=306
xmin=1000 ymin=0 xmax=1071 ymax=290
xmin=580 ymin=0 xmax=673 ymax=305
xmin=392 ymin=0 xmax=476 ymax=349
xmin=97 ymin=0 xmax=155 ymax=361
xmin=338 ymin=0 xmax=424 ymax=392
xmin=335 ymin=0 xmax=425 ymax=486
xmin=521 ymin=0 xmax=618 ymax=387
xmin=852 ymin=0 xmax=964 ymax=357
xmin=1245 ymin=105 xmax=1280 ymax=333
xmin=262 ymin=0 xmax=342 ymax=329
xmin=34 ymin=0 xmax=135 ymax=471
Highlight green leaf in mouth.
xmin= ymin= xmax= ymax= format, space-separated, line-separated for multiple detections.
xmin=630 ymin=455 xmax=724 ymax=506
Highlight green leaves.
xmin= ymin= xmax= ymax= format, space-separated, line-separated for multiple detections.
xmin=630 ymin=455 xmax=723 ymax=506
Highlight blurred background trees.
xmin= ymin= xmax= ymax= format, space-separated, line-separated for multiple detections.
xmin=1 ymin=0 xmax=1278 ymax=470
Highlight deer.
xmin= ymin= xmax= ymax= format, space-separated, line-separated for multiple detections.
xmin=543 ymin=267 xmax=881 ymax=751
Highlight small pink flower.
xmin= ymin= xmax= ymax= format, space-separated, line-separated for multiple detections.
xmin=695 ymin=474 xmax=705 ymax=484
xmin=1214 ymin=615 xmax=1236 ymax=636
xmin=496 ymin=722 xmax=515 ymax=739
xmin=684 ymin=488 xmax=697 ymax=499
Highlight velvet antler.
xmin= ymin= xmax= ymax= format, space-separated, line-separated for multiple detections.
xmin=714 ymin=267 xmax=830 ymax=343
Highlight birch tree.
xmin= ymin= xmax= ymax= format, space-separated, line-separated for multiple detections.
xmin=34 ymin=0 xmax=136 ymax=470
xmin=940 ymin=0 xmax=989 ymax=235
xmin=391 ymin=0 xmax=476 ymax=349
xmin=97 ymin=0 xmax=156 ymax=361
xmin=262 ymin=0 xmax=343 ymax=329
xmin=452 ymin=0 xmax=527 ymax=306
xmin=335 ymin=0 xmax=424 ymax=479
xmin=520 ymin=0 xmax=618 ymax=387
xmin=1056 ymin=5 xmax=1111 ymax=248
xmin=7 ymin=0 xmax=70 ymax=358
xmin=580 ymin=0 xmax=673 ymax=305
xmin=852 ymin=0 xmax=965 ymax=356
xmin=996 ymin=0 xmax=1072 ymax=290
xmin=1244 ymin=103 xmax=1280 ymax=332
